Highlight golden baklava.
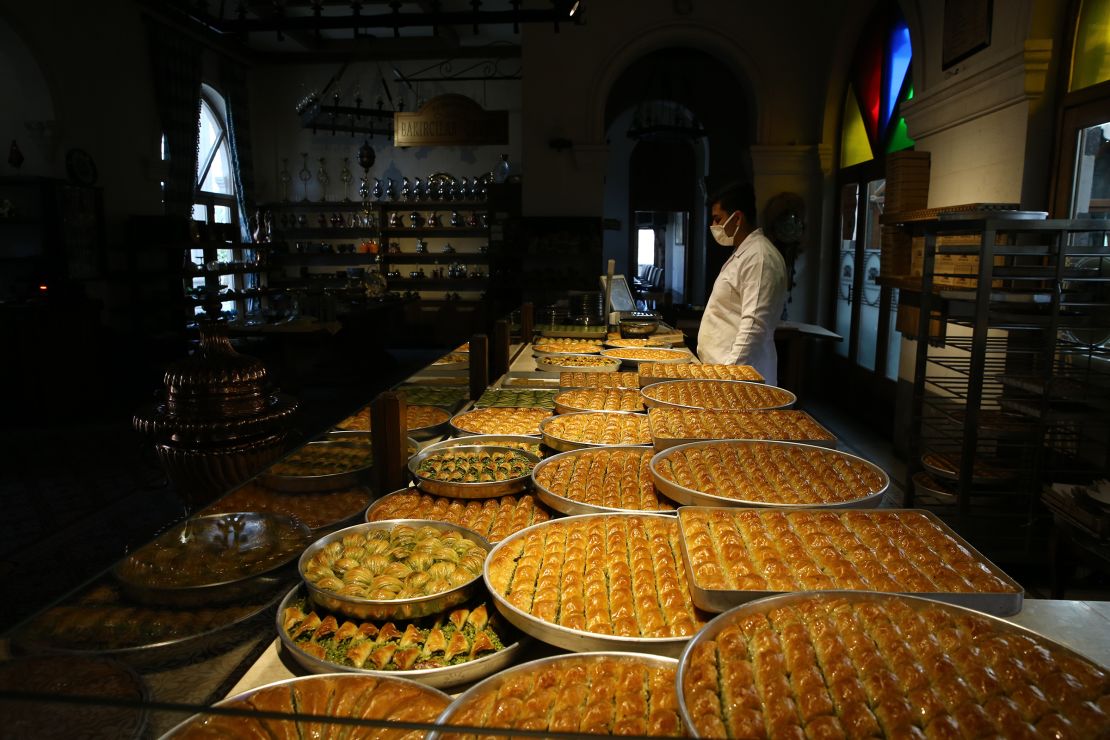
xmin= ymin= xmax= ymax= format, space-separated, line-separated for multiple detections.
xmin=303 ymin=524 xmax=487 ymax=601
xmin=413 ymin=449 xmax=535 ymax=483
xmin=542 ymin=411 xmax=653 ymax=446
xmin=649 ymin=408 xmax=835 ymax=444
xmin=555 ymin=388 xmax=646 ymax=412
xmin=653 ymin=441 xmax=880 ymax=505
xmin=678 ymin=508 xmax=1017 ymax=594
xmin=560 ymin=371 xmax=640 ymax=389
xmin=282 ymin=598 xmax=509 ymax=671
xmin=602 ymin=347 xmax=693 ymax=363
xmin=367 ymin=491 xmax=552 ymax=543
xmin=537 ymin=354 xmax=618 ymax=369
xmin=533 ymin=448 xmax=675 ymax=511
xmin=268 ymin=440 xmax=372 ymax=477
xmin=451 ymin=407 xmax=550 ymax=435
xmin=643 ymin=379 xmax=793 ymax=411
xmin=206 ymin=482 xmax=372 ymax=530
xmin=487 ymin=514 xmax=706 ymax=638
xmin=640 ymin=362 xmax=764 ymax=384
xmin=474 ymin=388 xmax=558 ymax=409
xmin=606 ymin=337 xmax=672 ymax=348
xmin=335 ymin=405 xmax=449 ymax=433
xmin=441 ymin=654 xmax=684 ymax=738
xmin=433 ymin=352 xmax=469 ymax=365
xmin=682 ymin=592 xmax=1109 ymax=738
xmin=167 ymin=674 xmax=449 ymax=739
xmin=533 ymin=338 xmax=604 ymax=354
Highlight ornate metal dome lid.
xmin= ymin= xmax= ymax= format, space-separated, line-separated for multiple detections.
xmin=163 ymin=328 xmax=271 ymax=417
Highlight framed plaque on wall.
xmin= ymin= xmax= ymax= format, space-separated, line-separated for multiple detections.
xmin=942 ymin=0 xmax=993 ymax=70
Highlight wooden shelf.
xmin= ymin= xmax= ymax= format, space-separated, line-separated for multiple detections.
xmin=270 ymin=253 xmax=379 ymax=266
xmin=382 ymin=253 xmax=489 ymax=264
xmin=386 ymin=277 xmax=487 ymax=289
xmin=380 ymin=228 xmax=486 ymax=238
xmin=260 ymin=199 xmax=489 ymax=211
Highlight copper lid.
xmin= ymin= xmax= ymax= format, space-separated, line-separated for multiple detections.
xmin=164 ymin=330 xmax=270 ymax=417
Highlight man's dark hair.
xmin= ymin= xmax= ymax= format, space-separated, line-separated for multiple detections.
xmin=710 ymin=182 xmax=757 ymax=227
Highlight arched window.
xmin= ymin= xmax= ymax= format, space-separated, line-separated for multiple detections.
xmin=1070 ymin=0 xmax=1110 ymax=92
xmin=831 ymin=1 xmax=914 ymax=417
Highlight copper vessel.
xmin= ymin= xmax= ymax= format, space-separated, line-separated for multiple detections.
xmin=134 ymin=327 xmax=298 ymax=509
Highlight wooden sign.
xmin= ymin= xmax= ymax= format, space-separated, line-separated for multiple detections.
xmin=394 ymin=94 xmax=508 ymax=147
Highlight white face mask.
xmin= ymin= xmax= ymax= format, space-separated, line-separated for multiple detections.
xmin=710 ymin=211 xmax=738 ymax=246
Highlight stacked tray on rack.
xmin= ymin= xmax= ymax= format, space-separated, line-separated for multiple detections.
xmin=677 ymin=592 xmax=1107 ymax=738
xmin=638 ymin=362 xmax=764 ymax=385
xmin=559 ymin=370 xmax=640 ymax=389
xmin=554 ymin=388 xmax=646 ymax=413
xmin=675 ymin=507 xmax=1023 ymax=615
xmin=540 ymin=411 xmax=652 ymax=450
xmin=532 ymin=338 xmax=605 ymax=356
xmin=651 ymin=440 xmax=887 ymax=508
xmin=642 ymin=379 xmax=795 ymax=411
xmin=532 ymin=447 xmax=676 ymax=515
xmin=484 ymin=512 xmax=708 ymax=656
xmin=648 ymin=408 xmax=837 ymax=450
xmin=367 ymin=488 xmax=553 ymax=543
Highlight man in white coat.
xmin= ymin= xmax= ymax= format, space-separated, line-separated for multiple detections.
xmin=697 ymin=183 xmax=788 ymax=386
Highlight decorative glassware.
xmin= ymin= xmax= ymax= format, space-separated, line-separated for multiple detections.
xmin=413 ymin=177 xmax=425 ymax=201
xmin=298 ymin=153 xmax=312 ymax=202
xmin=400 ymin=176 xmax=411 ymax=202
xmin=340 ymin=158 xmax=353 ymax=201
xmin=372 ymin=178 xmax=383 ymax=200
xmin=495 ymin=153 xmax=511 ymax=183
xmin=279 ymin=158 xmax=292 ymax=202
xmin=409 ymin=210 xmax=424 ymax=229
xmin=359 ymin=176 xmax=369 ymax=201
xmin=427 ymin=211 xmax=441 ymax=228
xmin=317 ymin=157 xmax=331 ymax=202
xmin=450 ymin=210 xmax=461 ymax=227
xmin=385 ymin=178 xmax=395 ymax=201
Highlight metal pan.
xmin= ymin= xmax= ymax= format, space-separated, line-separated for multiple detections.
xmin=603 ymin=338 xmax=673 ymax=349
xmin=428 ymin=652 xmax=679 ymax=740
xmin=650 ymin=440 xmax=888 ymax=509
xmin=921 ymin=451 xmax=1018 ymax=486
xmin=275 ymin=584 xmax=529 ymax=689
xmin=260 ymin=440 xmax=375 ymax=493
xmin=553 ymin=389 xmax=646 ymax=415
xmin=536 ymin=354 xmax=622 ymax=373
xmin=408 ymin=445 xmax=540 ymax=498
xmin=539 ymin=410 xmax=652 ymax=451
xmin=113 ymin=512 xmax=312 ymax=607
xmin=675 ymin=592 xmax=1088 ymax=738
xmin=649 ymin=410 xmax=837 ymax=451
xmin=531 ymin=446 xmax=677 ymax=516
xmin=637 ymin=366 xmax=765 ymax=387
xmin=162 ymin=672 xmax=451 ymax=738
xmin=449 ymin=407 xmax=551 ymax=437
xmin=601 ymin=347 xmax=694 ymax=367
xmin=299 ymin=519 xmax=491 ymax=621
xmin=483 ymin=512 xmax=702 ymax=657
xmin=675 ymin=507 xmax=1023 ymax=616
xmin=531 ymin=344 xmax=605 ymax=357
xmin=419 ymin=435 xmax=546 ymax=458
xmin=641 ymin=379 xmax=796 ymax=411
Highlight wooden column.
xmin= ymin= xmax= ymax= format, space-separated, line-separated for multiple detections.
xmin=520 ymin=302 xmax=534 ymax=343
xmin=469 ymin=333 xmax=489 ymax=401
xmin=370 ymin=391 xmax=408 ymax=495
xmin=491 ymin=319 xmax=510 ymax=381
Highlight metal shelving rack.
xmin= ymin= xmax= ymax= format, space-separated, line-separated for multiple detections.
xmin=906 ymin=216 xmax=1110 ymax=561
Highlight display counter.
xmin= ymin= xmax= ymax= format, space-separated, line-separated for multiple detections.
xmin=2 ymin=311 xmax=1108 ymax=738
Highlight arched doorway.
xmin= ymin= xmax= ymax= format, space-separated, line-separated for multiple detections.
xmin=601 ymin=47 xmax=753 ymax=309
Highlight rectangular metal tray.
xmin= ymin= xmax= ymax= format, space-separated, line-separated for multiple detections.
xmin=676 ymin=506 xmax=1024 ymax=616
xmin=649 ymin=410 xmax=837 ymax=451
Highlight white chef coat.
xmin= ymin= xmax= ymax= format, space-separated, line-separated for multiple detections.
xmin=697 ymin=228 xmax=788 ymax=385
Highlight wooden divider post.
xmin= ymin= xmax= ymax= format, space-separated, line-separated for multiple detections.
xmin=469 ymin=333 xmax=489 ymax=401
xmin=491 ymin=319 xmax=510 ymax=381
xmin=370 ymin=391 xmax=408 ymax=494
xmin=520 ymin=302 xmax=534 ymax=343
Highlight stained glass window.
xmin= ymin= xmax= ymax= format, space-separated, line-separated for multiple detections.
xmin=840 ymin=3 xmax=914 ymax=167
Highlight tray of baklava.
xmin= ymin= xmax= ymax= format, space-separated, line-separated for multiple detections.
xmin=420 ymin=434 xmax=546 ymax=459
xmin=639 ymin=362 xmax=764 ymax=386
xmin=333 ymin=403 xmax=451 ymax=439
xmin=408 ymin=445 xmax=540 ymax=498
xmin=651 ymin=440 xmax=887 ymax=508
xmin=397 ymin=384 xmax=469 ymax=410
xmin=429 ymin=652 xmax=685 ymax=739
xmin=449 ymin=407 xmax=551 ymax=436
xmin=553 ymin=388 xmax=646 ymax=414
xmin=559 ymin=370 xmax=640 ymax=389
xmin=277 ymin=584 xmax=527 ymax=689
xmin=539 ymin=410 xmax=652 ymax=451
xmin=532 ymin=338 xmax=605 ymax=356
xmin=473 ymin=387 xmax=559 ymax=409
xmin=536 ymin=353 xmax=623 ymax=373
xmin=261 ymin=435 xmax=417 ymax=492
xmin=600 ymin=347 xmax=694 ymax=367
xmin=648 ymin=408 xmax=837 ymax=450
xmin=531 ymin=447 xmax=675 ymax=515
xmin=204 ymin=481 xmax=374 ymax=533
xmin=677 ymin=591 xmax=1108 ymax=739
xmin=676 ymin=507 xmax=1024 ymax=615
xmin=484 ymin=512 xmax=709 ymax=656
xmin=164 ymin=673 xmax=450 ymax=739
xmin=642 ymin=379 xmax=795 ymax=411
xmin=367 ymin=488 xmax=554 ymax=543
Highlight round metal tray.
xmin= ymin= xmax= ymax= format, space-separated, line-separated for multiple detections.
xmin=600 ymin=347 xmax=693 ymax=367
xmin=163 ymin=672 xmax=451 ymax=738
xmin=300 ymin=519 xmax=491 ymax=621
xmin=113 ymin=512 xmax=312 ymax=607
xmin=483 ymin=513 xmax=696 ymax=657
xmin=913 ymin=470 xmax=957 ymax=502
xmin=449 ymin=408 xmax=551 ymax=437
xmin=539 ymin=410 xmax=652 ymax=452
xmin=921 ymin=451 xmax=1018 ymax=486
xmin=408 ymin=444 xmax=540 ymax=498
xmin=641 ymin=378 xmax=796 ymax=411
xmin=675 ymin=591 xmax=1103 ymax=738
xmin=553 ymin=389 xmax=646 ymax=415
xmin=536 ymin=354 xmax=621 ymax=374
xmin=419 ymin=434 xmax=545 ymax=458
xmin=275 ymin=584 xmax=528 ymax=689
xmin=532 ymin=446 xmax=677 ymax=516
xmin=603 ymin=338 xmax=673 ymax=349
xmin=650 ymin=440 xmax=889 ymax=508
xmin=531 ymin=344 xmax=604 ymax=358
xmin=259 ymin=440 xmax=374 ymax=493
xmin=428 ymin=652 xmax=679 ymax=740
